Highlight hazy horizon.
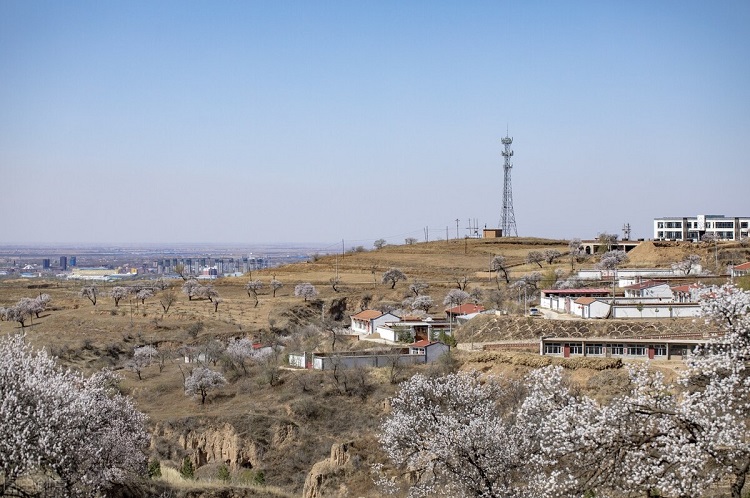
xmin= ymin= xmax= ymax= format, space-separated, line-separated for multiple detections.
xmin=2 ymin=1 xmax=748 ymax=247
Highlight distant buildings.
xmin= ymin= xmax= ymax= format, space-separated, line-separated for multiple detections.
xmin=653 ymin=214 xmax=750 ymax=241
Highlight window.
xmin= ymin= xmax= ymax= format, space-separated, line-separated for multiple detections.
xmin=716 ymin=221 xmax=734 ymax=228
xmin=658 ymin=231 xmax=664 ymax=238
xmin=657 ymin=222 xmax=664 ymax=229
xmin=585 ymin=344 xmax=603 ymax=355
xmin=742 ymin=222 xmax=748 ymax=229
xmin=544 ymin=343 xmax=561 ymax=355
xmin=568 ymin=343 xmax=583 ymax=355
xmin=654 ymin=345 xmax=667 ymax=356
xmin=609 ymin=344 xmax=624 ymax=355
xmin=627 ymin=345 xmax=646 ymax=356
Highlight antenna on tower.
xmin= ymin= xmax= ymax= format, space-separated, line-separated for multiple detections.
xmin=622 ymin=223 xmax=632 ymax=241
xmin=499 ymin=131 xmax=518 ymax=237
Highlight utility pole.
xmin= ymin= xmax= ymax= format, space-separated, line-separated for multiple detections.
xmin=456 ymin=219 xmax=460 ymax=240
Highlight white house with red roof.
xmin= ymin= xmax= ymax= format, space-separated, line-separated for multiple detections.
xmin=444 ymin=303 xmax=485 ymax=321
xmin=350 ymin=309 xmax=400 ymax=335
xmin=731 ymin=262 xmax=750 ymax=278
xmin=671 ymin=283 xmax=702 ymax=303
xmin=540 ymin=288 xmax=612 ymax=313
xmin=408 ymin=340 xmax=451 ymax=363
xmin=623 ymin=280 xmax=673 ymax=300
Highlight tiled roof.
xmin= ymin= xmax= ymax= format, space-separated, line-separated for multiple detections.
xmin=351 ymin=309 xmax=383 ymax=320
xmin=542 ymin=288 xmax=611 ymax=294
xmin=410 ymin=340 xmax=442 ymax=348
xmin=574 ymin=297 xmax=598 ymax=305
xmin=671 ymin=283 xmax=700 ymax=293
xmin=623 ymin=280 xmax=668 ymax=290
xmin=733 ymin=262 xmax=750 ymax=271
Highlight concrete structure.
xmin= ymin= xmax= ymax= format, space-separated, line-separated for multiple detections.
xmin=579 ymin=240 xmax=642 ymax=255
xmin=540 ymin=337 xmax=707 ymax=360
xmin=445 ymin=303 xmax=485 ymax=321
xmin=290 ymin=341 xmax=450 ymax=370
xmin=653 ymin=214 xmax=750 ymax=241
xmin=376 ymin=317 xmax=451 ymax=343
xmin=350 ymin=310 xmax=401 ymax=335
xmin=483 ymin=228 xmax=503 ymax=238
xmin=540 ymin=288 xmax=612 ymax=313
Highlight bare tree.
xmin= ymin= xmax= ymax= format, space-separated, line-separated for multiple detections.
xmin=80 ymin=285 xmax=98 ymax=305
xmin=455 ymin=275 xmax=469 ymax=290
xmin=382 ymin=268 xmax=407 ymax=289
xmin=491 ymin=255 xmax=511 ymax=286
xmin=359 ymin=293 xmax=373 ymax=311
xmin=597 ymin=232 xmax=618 ymax=252
xmin=405 ymin=237 xmax=418 ymax=245
xmin=568 ymin=238 xmax=584 ymax=270
xmin=213 ymin=297 xmax=222 ymax=312
xmin=329 ymin=276 xmax=341 ymax=292
xmin=174 ymin=263 xmax=188 ymax=281
xmin=159 ymin=289 xmax=177 ymax=314
xmin=525 ymin=250 xmax=544 ymax=268
xmin=374 ymin=238 xmax=387 ymax=249
xmin=245 ymin=279 xmax=263 ymax=307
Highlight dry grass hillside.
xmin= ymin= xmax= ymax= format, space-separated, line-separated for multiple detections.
xmin=1 ymin=237 xmax=747 ymax=497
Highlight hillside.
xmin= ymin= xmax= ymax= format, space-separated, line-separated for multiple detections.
xmin=1 ymin=237 xmax=747 ymax=497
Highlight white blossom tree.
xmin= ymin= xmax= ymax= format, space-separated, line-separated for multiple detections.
xmin=184 ymin=366 xmax=227 ymax=405
xmin=411 ymin=295 xmax=434 ymax=313
xmin=374 ymin=238 xmax=386 ymax=249
xmin=543 ymin=249 xmax=562 ymax=265
xmin=568 ymin=237 xmax=585 ymax=270
xmin=294 ymin=282 xmax=318 ymax=301
xmin=409 ymin=280 xmax=429 ymax=297
xmin=673 ymin=253 xmax=702 ymax=275
xmin=181 ymin=278 xmax=200 ymax=301
xmin=270 ymin=278 xmax=283 ymax=297
xmin=136 ymin=288 xmax=153 ymax=306
xmin=596 ymin=249 xmax=628 ymax=270
xmin=380 ymin=371 xmax=530 ymax=497
xmin=525 ymin=250 xmax=544 ymax=268
xmin=382 ymin=268 xmax=407 ymax=289
xmin=109 ymin=286 xmax=129 ymax=307
xmin=0 ymin=334 xmax=149 ymax=497
xmin=126 ymin=345 xmax=158 ymax=380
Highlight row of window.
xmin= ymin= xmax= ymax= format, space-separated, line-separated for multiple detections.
xmin=544 ymin=343 xmax=669 ymax=356
xmin=658 ymin=231 xmax=737 ymax=240
xmin=657 ymin=220 xmax=748 ymax=230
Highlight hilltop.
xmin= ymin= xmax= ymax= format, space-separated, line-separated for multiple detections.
xmin=1 ymin=236 xmax=748 ymax=497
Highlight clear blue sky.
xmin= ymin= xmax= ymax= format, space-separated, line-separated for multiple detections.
xmin=1 ymin=1 xmax=748 ymax=247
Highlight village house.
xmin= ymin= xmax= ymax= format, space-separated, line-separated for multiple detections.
xmin=288 ymin=340 xmax=450 ymax=370
xmin=540 ymin=288 xmax=611 ymax=313
xmin=376 ymin=317 xmax=451 ymax=343
xmin=445 ymin=303 xmax=485 ymax=322
xmin=622 ymin=280 xmax=673 ymax=300
xmin=730 ymin=262 xmax=750 ymax=278
xmin=349 ymin=309 xmax=400 ymax=335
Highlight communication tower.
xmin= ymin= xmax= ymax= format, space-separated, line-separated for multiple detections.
xmin=499 ymin=132 xmax=518 ymax=236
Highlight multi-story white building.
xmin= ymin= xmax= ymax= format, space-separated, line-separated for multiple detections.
xmin=653 ymin=214 xmax=750 ymax=241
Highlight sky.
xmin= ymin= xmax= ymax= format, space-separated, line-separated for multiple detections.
xmin=1 ymin=1 xmax=748 ymax=248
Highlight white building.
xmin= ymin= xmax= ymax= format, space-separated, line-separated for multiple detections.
xmin=653 ymin=214 xmax=750 ymax=241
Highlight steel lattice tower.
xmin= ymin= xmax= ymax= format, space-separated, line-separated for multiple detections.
xmin=499 ymin=133 xmax=518 ymax=236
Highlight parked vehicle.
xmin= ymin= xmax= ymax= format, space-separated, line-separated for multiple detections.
xmin=529 ymin=307 xmax=541 ymax=317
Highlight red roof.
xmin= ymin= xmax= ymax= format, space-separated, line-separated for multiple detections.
xmin=541 ymin=288 xmax=611 ymax=295
xmin=733 ymin=262 xmax=750 ymax=271
xmin=623 ymin=280 xmax=669 ymax=290
xmin=445 ymin=303 xmax=485 ymax=315
xmin=351 ymin=309 xmax=383 ymax=320
xmin=574 ymin=297 xmax=598 ymax=305
xmin=410 ymin=340 xmax=441 ymax=348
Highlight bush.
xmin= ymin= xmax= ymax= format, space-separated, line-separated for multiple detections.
xmin=179 ymin=456 xmax=194 ymax=479
xmin=239 ymin=469 xmax=265 ymax=486
xmin=217 ymin=463 xmax=230 ymax=482
xmin=148 ymin=459 xmax=162 ymax=478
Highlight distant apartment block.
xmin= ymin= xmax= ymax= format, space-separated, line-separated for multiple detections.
xmin=654 ymin=214 xmax=750 ymax=241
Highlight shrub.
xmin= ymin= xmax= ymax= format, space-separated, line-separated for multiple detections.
xmin=179 ymin=456 xmax=194 ymax=479
xmin=148 ymin=459 xmax=162 ymax=478
xmin=217 ymin=463 xmax=230 ymax=482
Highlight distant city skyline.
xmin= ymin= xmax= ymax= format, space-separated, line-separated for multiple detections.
xmin=1 ymin=1 xmax=748 ymax=247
